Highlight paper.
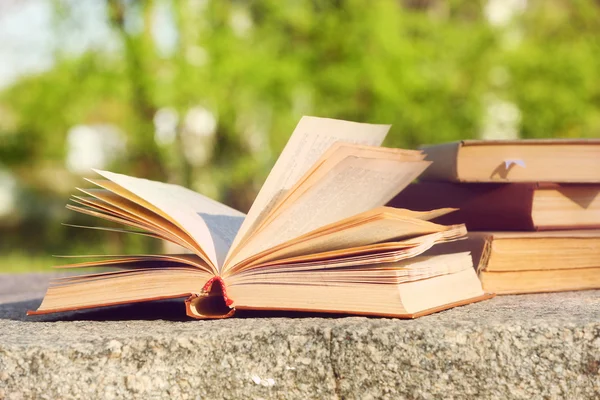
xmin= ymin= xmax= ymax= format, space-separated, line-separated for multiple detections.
xmin=225 ymin=116 xmax=390 ymax=263
xmin=226 ymin=156 xmax=429 ymax=268
xmin=94 ymin=170 xmax=245 ymax=269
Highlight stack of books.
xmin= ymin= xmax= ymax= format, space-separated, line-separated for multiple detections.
xmin=388 ymin=139 xmax=600 ymax=294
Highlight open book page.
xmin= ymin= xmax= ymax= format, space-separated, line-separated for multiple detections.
xmin=223 ymin=227 xmax=465 ymax=278
xmin=236 ymin=209 xmax=458 ymax=268
xmin=65 ymin=199 xmax=211 ymax=265
xmin=260 ymin=228 xmax=464 ymax=266
xmin=63 ymin=222 xmax=168 ymax=241
xmin=94 ymin=170 xmax=245 ymax=269
xmin=226 ymin=145 xmax=425 ymax=263
xmin=72 ymin=189 xmax=205 ymax=256
xmin=225 ymin=116 xmax=391 ymax=264
xmin=78 ymin=180 xmax=216 ymax=269
xmin=230 ymin=241 xmax=432 ymax=276
xmin=227 ymin=252 xmax=472 ymax=285
xmin=53 ymin=253 xmax=212 ymax=273
xmin=225 ymin=155 xmax=430 ymax=270
xmin=250 ymin=144 xmax=426 ymax=235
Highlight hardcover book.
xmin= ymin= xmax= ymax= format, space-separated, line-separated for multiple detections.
xmin=29 ymin=117 xmax=490 ymax=319
xmin=387 ymin=182 xmax=600 ymax=231
xmin=428 ymin=231 xmax=600 ymax=295
xmin=419 ymin=139 xmax=600 ymax=183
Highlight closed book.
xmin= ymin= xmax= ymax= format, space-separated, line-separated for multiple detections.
xmin=419 ymin=139 xmax=600 ymax=183
xmin=387 ymin=182 xmax=600 ymax=231
xmin=425 ymin=231 xmax=600 ymax=295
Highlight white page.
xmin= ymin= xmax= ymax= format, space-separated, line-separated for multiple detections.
xmin=226 ymin=116 xmax=390 ymax=263
xmin=95 ymin=170 xmax=246 ymax=269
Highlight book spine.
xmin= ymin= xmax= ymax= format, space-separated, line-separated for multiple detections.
xmin=418 ymin=142 xmax=461 ymax=181
xmin=474 ymin=233 xmax=493 ymax=273
xmin=202 ymin=276 xmax=234 ymax=306
xmin=184 ymin=276 xmax=236 ymax=319
xmin=387 ymin=182 xmax=537 ymax=231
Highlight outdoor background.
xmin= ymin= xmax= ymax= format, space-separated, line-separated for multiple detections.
xmin=1 ymin=0 xmax=599 ymax=272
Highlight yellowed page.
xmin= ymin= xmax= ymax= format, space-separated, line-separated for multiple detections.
xmin=253 ymin=144 xmax=425 ymax=234
xmin=225 ymin=116 xmax=390 ymax=263
xmin=260 ymin=206 xmax=456 ymax=247
xmin=243 ymin=215 xmax=452 ymax=268
xmin=64 ymin=222 xmax=166 ymax=240
xmin=227 ymin=155 xmax=430 ymax=268
xmin=228 ymin=253 xmax=472 ymax=285
xmin=257 ymin=226 xmax=466 ymax=267
xmin=231 ymin=207 xmax=457 ymax=270
xmin=226 ymin=145 xmax=424 ymax=263
xmin=224 ymin=228 xmax=466 ymax=277
xmin=94 ymin=170 xmax=245 ymax=269
xmin=53 ymin=254 xmax=213 ymax=273
xmin=231 ymin=243 xmax=432 ymax=276
xmin=72 ymin=191 xmax=202 ymax=254
xmin=72 ymin=185 xmax=214 ymax=267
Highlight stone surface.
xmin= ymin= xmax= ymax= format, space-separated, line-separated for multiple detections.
xmin=0 ymin=273 xmax=599 ymax=399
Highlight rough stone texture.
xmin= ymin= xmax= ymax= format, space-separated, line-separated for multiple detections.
xmin=0 ymin=273 xmax=599 ymax=399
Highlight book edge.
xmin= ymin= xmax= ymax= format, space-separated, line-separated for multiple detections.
xmin=233 ymin=292 xmax=495 ymax=319
xmin=460 ymin=139 xmax=600 ymax=146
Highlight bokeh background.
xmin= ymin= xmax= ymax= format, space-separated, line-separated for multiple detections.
xmin=1 ymin=0 xmax=599 ymax=272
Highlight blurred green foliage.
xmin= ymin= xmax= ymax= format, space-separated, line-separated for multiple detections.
xmin=0 ymin=0 xmax=599 ymax=270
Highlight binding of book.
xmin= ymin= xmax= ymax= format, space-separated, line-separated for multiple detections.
xmin=29 ymin=117 xmax=491 ymax=319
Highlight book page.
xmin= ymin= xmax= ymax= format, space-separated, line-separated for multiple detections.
xmin=243 ymin=214 xmax=454 ymax=268
xmin=53 ymin=253 xmax=212 ymax=272
xmin=225 ymin=116 xmax=390 ymax=263
xmin=73 ymin=189 xmax=204 ymax=255
xmin=226 ymin=156 xmax=430 ymax=268
xmin=94 ymin=170 xmax=246 ymax=269
xmin=253 ymin=144 xmax=425 ymax=234
xmin=228 ymin=253 xmax=472 ymax=285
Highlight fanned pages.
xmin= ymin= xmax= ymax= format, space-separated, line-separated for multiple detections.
xmin=30 ymin=116 xmax=488 ymax=319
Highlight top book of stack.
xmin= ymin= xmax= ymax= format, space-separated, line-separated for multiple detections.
xmin=419 ymin=139 xmax=600 ymax=183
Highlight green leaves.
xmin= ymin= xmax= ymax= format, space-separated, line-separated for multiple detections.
xmin=2 ymin=0 xmax=600 ymax=259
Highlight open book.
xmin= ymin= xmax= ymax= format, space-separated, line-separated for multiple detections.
xmin=29 ymin=117 xmax=490 ymax=319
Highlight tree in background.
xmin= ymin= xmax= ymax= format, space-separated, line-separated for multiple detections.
xmin=0 ymin=0 xmax=599 ymax=259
